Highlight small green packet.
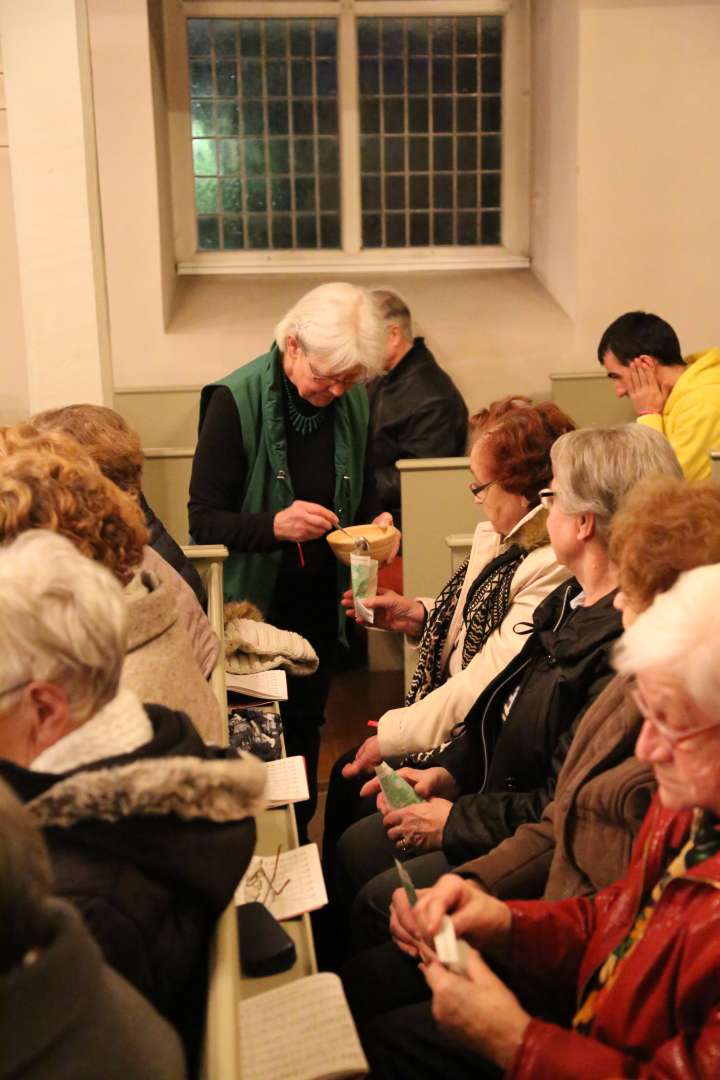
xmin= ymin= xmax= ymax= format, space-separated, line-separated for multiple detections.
xmin=350 ymin=552 xmax=378 ymax=624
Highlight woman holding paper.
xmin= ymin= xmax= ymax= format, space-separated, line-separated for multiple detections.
xmin=189 ymin=283 xmax=394 ymax=835
xmin=322 ymin=399 xmax=576 ymax=866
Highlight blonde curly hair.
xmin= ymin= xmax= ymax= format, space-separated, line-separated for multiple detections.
xmin=609 ymin=476 xmax=720 ymax=612
xmin=0 ymin=442 xmax=148 ymax=583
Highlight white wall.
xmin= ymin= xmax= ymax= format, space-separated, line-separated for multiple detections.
xmin=532 ymin=0 xmax=720 ymax=361
xmin=0 ymin=35 xmax=28 ymax=424
xmin=531 ymin=0 xmax=579 ymax=320
xmin=574 ymin=0 xmax=720 ymax=359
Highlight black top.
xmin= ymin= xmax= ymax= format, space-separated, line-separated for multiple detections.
xmin=369 ymin=337 xmax=468 ymax=524
xmin=435 ymin=580 xmax=623 ymax=864
xmin=188 ymin=382 xmax=380 ymax=578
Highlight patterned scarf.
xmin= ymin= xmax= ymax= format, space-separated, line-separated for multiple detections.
xmin=573 ymin=808 xmax=720 ymax=1032
xmin=405 ymin=517 xmax=546 ymax=708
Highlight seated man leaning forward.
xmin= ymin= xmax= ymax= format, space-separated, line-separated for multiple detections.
xmin=598 ymin=309 xmax=720 ymax=482
xmin=368 ymin=289 xmax=468 ymax=528
xmin=0 ymin=531 xmax=265 ymax=1068
xmin=361 ymin=563 xmax=720 ymax=1079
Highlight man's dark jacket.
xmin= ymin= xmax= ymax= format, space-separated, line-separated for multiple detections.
xmin=369 ymin=338 xmax=468 ymax=524
xmin=434 ymin=580 xmax=623 ymax=864
xmin=0 ymin=705 xmax=264 ymax=1069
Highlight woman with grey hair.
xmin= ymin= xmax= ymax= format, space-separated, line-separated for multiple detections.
xmin=0 ymin=530 xmax=265 ymax=1069
xmin=332 ymin=424 xmax=682 ymax=946
xmin=0 ymin=779 xmax=186 ymax=1079
xmin=190 ymin=281 xmax=394 ymax=835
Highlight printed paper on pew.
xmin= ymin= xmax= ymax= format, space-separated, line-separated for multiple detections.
xmin=225 ymin=669 xmax=288 ymax=701
xmin=239 ymin=971 xmax=368 ymax=1080
xmin=264 ymin=756 xmax=310 ymax=807
xmin=235 ymin=843 xmax=328 ymax=920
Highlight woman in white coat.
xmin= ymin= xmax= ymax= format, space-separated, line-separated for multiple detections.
xmin=322 ymin=398 xmax=575 ymax=876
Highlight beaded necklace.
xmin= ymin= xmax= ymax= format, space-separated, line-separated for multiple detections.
xmin=283 ymin=373 xmax=328 ymax=436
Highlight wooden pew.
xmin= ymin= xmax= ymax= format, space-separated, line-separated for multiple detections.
xmin=182 ymin=545 xmax=317 ymax=1080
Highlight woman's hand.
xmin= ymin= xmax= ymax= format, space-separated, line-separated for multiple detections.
xmin=383 ymin=798 xmax=453 ymax=853
xmin=342 ymin=586 xmax=425 ymax=634
xmin=372 ymin=512 xmax=401 ymax=563
xmin=360 ymin=766 xmax=459 ymax=802
xmin=273 ymin=500 xmax=339 ymax=542
xmin=341 ymin=735 xmax=383 ymax=779
xmin=388 ymin=885 xmax=429 ymax=958
xmin=424 ymin=948 xmax=530 ymax=1069
xmin=413 ymin=874 xmax=512 ymax=957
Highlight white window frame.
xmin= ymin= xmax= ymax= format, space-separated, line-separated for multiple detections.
xmin=163 ymin=0 xmax=530 ymax=275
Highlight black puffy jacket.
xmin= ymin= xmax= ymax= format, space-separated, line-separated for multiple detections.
xmin=369 ymin=338 xmax=468 ymax=525
xmin=435 ymin=579 xmax=623 ymax=864
xmin=0 ymin=705 xmax=261 ymax=1071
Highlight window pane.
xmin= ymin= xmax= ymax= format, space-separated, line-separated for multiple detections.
xmin=187 ymin=16 xmax=339 ymax=251
xmin=223 ymin=217 xmax=244 ymax=249
xmin=221 ymin=179 xmax=242 ymax=212
xmin=198 ymin=215 xmax=219 ymax=249
xmin=195 ymin=177 xmax=217 ymax=213
xmin=358 ymin=15 xmax=504 ymax=249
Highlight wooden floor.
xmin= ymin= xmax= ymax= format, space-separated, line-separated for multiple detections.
xmin=309 ymin=664 xmax=404 ymax=846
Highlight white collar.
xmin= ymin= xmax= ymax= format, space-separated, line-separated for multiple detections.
xmin=569 ymin=590 xmax=586 ymax=610
xmin=30 ymin=689 xmax=153 ymax=774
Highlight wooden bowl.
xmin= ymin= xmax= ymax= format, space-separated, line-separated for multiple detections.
xmin=326 ymin=523 xmax=399 ymax=566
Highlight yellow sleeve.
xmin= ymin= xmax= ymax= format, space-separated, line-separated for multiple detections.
xmin=642 ymin=391 xmax=720 ymax=483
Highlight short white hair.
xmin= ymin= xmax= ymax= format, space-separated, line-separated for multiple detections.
xmin=551 ymin=425 xmax=682 ymax=543
xmin=0 ymin=531 xmax=127 ymax=723
xmin=614 ymin=564 xmax=720 ymax=716
xmin=274 ymin=282 xmax=385 ymax=379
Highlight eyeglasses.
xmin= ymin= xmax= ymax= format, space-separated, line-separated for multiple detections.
xmin=306 ymin=359 xmax=363 ymax=388
xmin=538 ymin=488 xmax=556 ymax=509
xmin=469 ymin=480 xmax=496 ymax=500
xmin=243 ymin=845 xmax=291 ymax=907
xmin=632 ymin=687 xmax=720 ymax=749
xmin=0 ymin=679 xmax=29 ymax=700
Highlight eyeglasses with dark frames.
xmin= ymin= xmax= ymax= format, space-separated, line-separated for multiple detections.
xmin=538 ymin=488 xmax=556 ymax=509
xmin=469 ymin=480 xmax=496 ymax=500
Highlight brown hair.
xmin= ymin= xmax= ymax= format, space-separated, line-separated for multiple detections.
xmin=471 ymin=396 xmax=576 ymax=505
xmin=609 ymin=476 xmax=720 ymax=612
xmin=31 ymin=404 xmax=144 ymax=496
xmin=0 ymin=445 xmax=147 ymax=582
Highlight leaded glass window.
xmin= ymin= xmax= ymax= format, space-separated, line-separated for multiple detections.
xmin=188 ymin=17 xmax=341 ymax=251
xmin=183 ymin=9 xmax=507 ymax=256
xmin=358 ymin=15 xmax=502 ymax=248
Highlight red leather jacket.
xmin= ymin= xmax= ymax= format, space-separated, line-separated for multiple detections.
xmin=505 ymin=796 xmax=720 ymax=1078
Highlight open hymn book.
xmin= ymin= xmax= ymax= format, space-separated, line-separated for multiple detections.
xmin=239 ymin=972 xmax=368 ymax=1080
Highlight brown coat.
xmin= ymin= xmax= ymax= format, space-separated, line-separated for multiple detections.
xmin=458 ymin=674 xmax=654 ymax=901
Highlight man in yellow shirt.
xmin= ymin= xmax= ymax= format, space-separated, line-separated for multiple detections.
xmin=598 ymin=311 xmax=720 ymax=482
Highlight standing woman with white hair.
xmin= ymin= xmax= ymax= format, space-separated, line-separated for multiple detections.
xmin=189 ymin=282 xmax=393 ymax=834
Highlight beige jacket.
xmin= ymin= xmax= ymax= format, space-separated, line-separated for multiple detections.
xmin=141 ymin=546 xmax=219 ymax=679
xmin=121 ymin=571 xmax=225 ymax=744
xmin=377 ymin=506 xmax=571 ymax=758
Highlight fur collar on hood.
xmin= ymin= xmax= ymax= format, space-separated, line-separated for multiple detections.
xmin=27 ymin=753 xmax=267 ymax=829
